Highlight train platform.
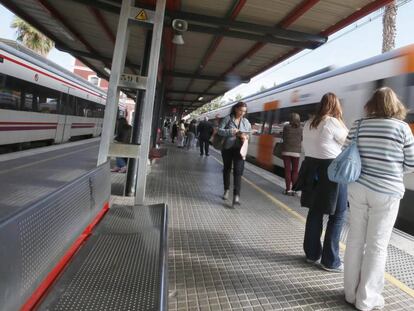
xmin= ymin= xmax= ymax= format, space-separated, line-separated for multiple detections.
xmin=108 ymin=143 xmax=414 ymax=311
xmin=0 ymin=138 xmax=99 ymax=223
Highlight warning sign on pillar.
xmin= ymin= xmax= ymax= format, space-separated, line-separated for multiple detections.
xmin=129 ymin=7 xmax=154 ymax=23
xmin=135 ymin=10 xmax=147 ymax=21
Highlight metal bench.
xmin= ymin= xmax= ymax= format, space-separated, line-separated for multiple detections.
xmin=38 ymin=203 xmax=168 ymax=311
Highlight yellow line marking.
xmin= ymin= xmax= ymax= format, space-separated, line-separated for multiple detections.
xmin=211 ymin=154 xmax=414 ymax=298
xmin=0 ymin=145 xmax=97 ymax=175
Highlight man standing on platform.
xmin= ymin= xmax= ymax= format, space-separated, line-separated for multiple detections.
xmin=197 ymin=117 xmax=214 ymax=156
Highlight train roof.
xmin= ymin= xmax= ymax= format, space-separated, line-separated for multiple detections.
xmin=203 ymin=44 xmax=411 ymax=116
xmin=0 ymin=39 xmax=107 ymax=98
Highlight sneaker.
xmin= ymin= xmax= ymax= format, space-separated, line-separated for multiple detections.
xmin=222 ymin=190 xmax=230 ymax=200
xmin=111 ymin=167 xmax=120 ymax=172
xmin=200 ymin=153 xmax=204 ymax=156
xmin=356 ymin=304 xmax=385 ymax=311
xmin=232 ymin=195 xmax=241 ymax=206
xmin=320 ymin=263 xmax=343 ymax=273
xmin=305 ymin=258 xmax=320 ymax=265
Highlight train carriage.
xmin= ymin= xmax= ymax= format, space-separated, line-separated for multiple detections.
xmin=200 ymin=44 xmax=414 ymax=234
xmin=0 ymin=40 xmax=107 ymax=149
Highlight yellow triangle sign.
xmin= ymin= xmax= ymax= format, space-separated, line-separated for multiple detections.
xmin=136 ymin=10 xmax=147 ymax=21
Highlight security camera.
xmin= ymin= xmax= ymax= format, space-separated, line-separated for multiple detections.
xmin=172 ymin=19 xmax=188 ymax=32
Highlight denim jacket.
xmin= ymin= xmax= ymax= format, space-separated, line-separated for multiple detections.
xmin=218 ymin=115 xmax=252 ymax=150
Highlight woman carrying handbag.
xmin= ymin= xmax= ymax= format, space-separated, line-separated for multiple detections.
xmin=217 ymin=102 xmax=251 ymax=207
xmin=344 ymin=87 xmax=414 ymax=311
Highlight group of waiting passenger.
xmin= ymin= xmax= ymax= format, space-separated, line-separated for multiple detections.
xmin=216 ymin=87 xmax=414 ymax=311
xmin=169 ymin=118 xmax=215 ymax=155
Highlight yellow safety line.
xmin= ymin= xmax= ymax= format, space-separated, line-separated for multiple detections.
xmin=210 ymin=154 xmax=414 ymax=298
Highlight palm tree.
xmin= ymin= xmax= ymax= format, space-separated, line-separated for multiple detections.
xmin=382 ymin=2 xmax=397 ymax=53
xmin=11 ymin=16 xmax=54 ymax=56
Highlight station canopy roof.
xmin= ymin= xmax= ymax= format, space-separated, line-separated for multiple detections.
xmin=1 ymin=0 xmax=393 ymax=112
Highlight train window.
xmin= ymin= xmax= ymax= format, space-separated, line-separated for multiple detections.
xmin=247 ymin=112 xmax=264 ymax=135
xmin=0 ymin=74 xmax=20 ymax=110
xmin=22 ymin=93 xmax=34 ymax=111
xmin=0 ymin=88 xmax=20 ymax=110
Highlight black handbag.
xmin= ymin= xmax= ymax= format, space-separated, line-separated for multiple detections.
xmin=211 ymin=119 xmax=231 ymax=150
xmin=272 ymin=142 xmax=283 ymax=159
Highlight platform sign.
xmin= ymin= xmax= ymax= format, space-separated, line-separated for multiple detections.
xmin=129 ymin=7 xmax=154 ymax=23
xmin=119 ymin=74 xmax=147 ymax=90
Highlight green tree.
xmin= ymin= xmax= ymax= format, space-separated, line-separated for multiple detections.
xmin=382 ymin=2 xmax=397 ymax=53
xmin=11 ymin=16 xmax=54 ymax=56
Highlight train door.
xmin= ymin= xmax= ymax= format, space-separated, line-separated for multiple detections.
xmin=61 ymin=90 xmax=74 ymax=142
xmin=256 ymin=101 xmax=279 ymax=169
xmin=54 ymin=91 xmax=66 ymax=143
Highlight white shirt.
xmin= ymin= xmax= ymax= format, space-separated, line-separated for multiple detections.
xmin=302 ymin=116 xmax=348 ymax=159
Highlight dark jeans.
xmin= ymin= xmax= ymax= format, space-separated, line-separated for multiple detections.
xmin=303 ymin=183 xmax=348 ymax=268
xmin=282 ymin=155 xmax=299 ymax=191
xmin=222 ymin=147 xmax=245 ymax=195
xmin=199 ymin=139 xmax=210 ymax=155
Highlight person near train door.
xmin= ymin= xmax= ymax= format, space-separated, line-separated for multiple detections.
xmin=197 ymin=116 xmax=214 ymax=156
xmin=218 ymin=101 xmax=251 ymax=207
xmin=177 ymin=120 xmax=186 ymax=148
xmin=343 ymin=87 xmax=414 ymax=311
xmin=281 ymin=112 xmax=303 ymax=195
xmin=185 ymin=120 xmax=197 ymax=150
xmin=111 ymin=117 xmax=131 ymax=173
xmin=296 ymin=93 xmax=348 ymax=272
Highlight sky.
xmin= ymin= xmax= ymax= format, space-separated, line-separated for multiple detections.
xmin=1 ymin=1 xmax=414 ymax=102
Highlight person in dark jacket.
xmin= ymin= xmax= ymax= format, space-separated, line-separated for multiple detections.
xmin=197 ymin=117 xmax=214 ymax=156
xmin=281 ymin=113 xmax=303 ymax=195
xmin=111 ymin=117 xmax=132 ymax=173
xmin=171 ymin=122 xmax=178 ymax=143
xmin=296 ymin=93 xmax=348 ymax=272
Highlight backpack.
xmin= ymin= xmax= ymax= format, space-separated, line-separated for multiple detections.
xmin=327 ymin=120 xmax=362 ymax=184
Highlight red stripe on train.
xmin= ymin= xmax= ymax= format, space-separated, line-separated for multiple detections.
xmin=0 ymin=53 xmax=105 ymax=99
xmin=71 ymin=125 xmax=95 ymax=128
xmin=0 ymin=121 xmax=58 ymax=125
xmin=0 ymin=126 xmax=57 ymax=131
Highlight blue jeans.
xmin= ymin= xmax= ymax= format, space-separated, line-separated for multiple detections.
xmin=303 ymin=183 xmax=348 ymax=268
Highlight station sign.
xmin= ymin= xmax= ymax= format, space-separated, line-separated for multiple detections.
xmin=119 ymin=74 xmax=147 ymax=90
xmin=129 ymin=7 xmax=155 ymax=24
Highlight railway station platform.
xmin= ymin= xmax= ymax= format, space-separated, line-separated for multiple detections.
xmin=2 ymin=140 xmax=414 ymax=310
xmin=109 ymin=143 xmax=414 ymax=311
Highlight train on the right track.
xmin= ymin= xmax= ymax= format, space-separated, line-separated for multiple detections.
xmin=200 ymin=44 xmax=414 ymax=235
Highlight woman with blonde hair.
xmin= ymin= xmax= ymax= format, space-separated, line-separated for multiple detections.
xmin=281 ymin=112 xmax=303 ymax=195
xmin=344 ymin=87 xmax=414 ymax=311
xmin=296 ymin=92 xmax=348 ymax=272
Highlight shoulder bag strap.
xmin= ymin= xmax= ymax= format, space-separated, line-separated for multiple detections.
xmin=354 ymin=119 xmax=363 ymax=143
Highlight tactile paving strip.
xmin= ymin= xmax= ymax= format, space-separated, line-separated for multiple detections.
xmin=144 ymin=145 xmax=414 ymax=311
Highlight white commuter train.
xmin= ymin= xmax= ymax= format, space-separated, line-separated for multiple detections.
xmin=201 ymin=44 xmax=414 ymax=234
xmin=0 ymin=40 xmax=107 ymax=151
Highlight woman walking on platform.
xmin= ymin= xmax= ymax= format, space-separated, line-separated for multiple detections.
xmin=344 ymin=87 xmax=414 ymax=311
xmin=298 ymin=93 xmax=348 ymax=272
xmin=281 ymin=112 xmax=303 ymax=195
xmin=218 ymin=102 xmax=251 ymax=207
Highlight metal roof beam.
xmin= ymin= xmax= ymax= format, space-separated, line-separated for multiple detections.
xmin=168 ymin=11 xmax=326 ymax=45
xmin=69 ymin=0 xmax=326 ymax=46
xmin=166 ymin=71 xmax=249 ymax=83
xmin=166 ymin=90 xmax=220 ymax=96
xmin=188 ymin=24 xmax=320 ymax=49
xmin=54 ymin=45 xmax=141 ymax=71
